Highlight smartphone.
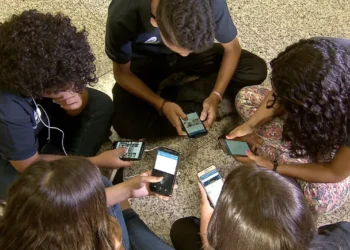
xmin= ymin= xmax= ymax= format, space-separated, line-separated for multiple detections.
xmin=150 ymin=147 xmax=180 ymax=196
xmin=112 ymin=141 xmax=145 ymax=161
xmin=198 ymin=165 xmax=224 ymax=207
xmin=180 ymin=112 xmax=208 ymax=138
xmin=219 ymin=139 xmax=250 ymax=157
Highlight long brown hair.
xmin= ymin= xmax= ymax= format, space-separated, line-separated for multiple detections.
xmin=207 ymin=165 xmax=315 ymax=250
xmin=0 ymin=157 xmax=122 ymax=250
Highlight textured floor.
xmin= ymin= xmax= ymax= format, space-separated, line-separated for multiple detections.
xmin=1 ymin=0 xmax=350 ymax=244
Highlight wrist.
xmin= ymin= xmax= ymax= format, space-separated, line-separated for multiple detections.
xmin=210 ymin=91 xmax=222 ymax=104
xmin=121 ymin=180 xmax=133 ymax=199
xmin=159 ymin=99 xmax=169 ymax=116
xmin=88 ymin=156 xmax=98 ymax=166
xmin=154 ymin=97 xmax=165 ymax=111
xmin=246 ymin=119 xmax=257 ymax=129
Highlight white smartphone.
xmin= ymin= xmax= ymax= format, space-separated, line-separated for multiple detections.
xmin=198 ymin=165 xmax=224 ymax=207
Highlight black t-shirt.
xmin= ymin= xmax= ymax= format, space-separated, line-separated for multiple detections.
xmin=0 ymin=92 xmax=43 ymax=166
xmin=105 ymin=0 xmax=237 ymax=64
xmin=311 ymin=221 xmax=350 ymax=249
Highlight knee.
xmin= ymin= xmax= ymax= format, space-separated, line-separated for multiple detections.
xmin=301 ymin=180 xmax=350 ymax=214
xmin=170 ymin=217 xmax=199 ymax=236
xmin=87 ymin=88 xmax=113 ymax=117
xmin=170 ymin=217 xmax=196 ymax=240
xmin=234 ymin=86 xmax=255 ymax=108
xmin=252 ymin=55 xmax=268 ymax=84
xmin=112 ymin=117 xmax=144 ymax=140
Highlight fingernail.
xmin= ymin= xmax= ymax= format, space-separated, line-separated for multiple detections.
xmin=245 ymin=150 xmax=250 ymax=155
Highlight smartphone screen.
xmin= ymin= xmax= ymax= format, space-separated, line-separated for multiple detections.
xmin=150 ymin=148 xmax=179 ymax=196
xmin=224 ymin=140 xmax=250 ymax=156
xmin=198 ymin=166 xmax=223 ymax=207
xmin=114 ymin=141 xmax=144 ymax=160
xmin=181 ymin=112 xmax=207 ymax=138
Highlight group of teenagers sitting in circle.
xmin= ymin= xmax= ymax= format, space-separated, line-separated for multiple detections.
xmin=0 ymin=0 xmax=350 ymax=249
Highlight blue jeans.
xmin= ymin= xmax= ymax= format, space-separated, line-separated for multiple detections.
xmin=102 ymin=176 xmax=173 ymax=250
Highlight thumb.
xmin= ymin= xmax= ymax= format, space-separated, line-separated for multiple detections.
xmin=177 ymin=108 xmax=187 ymax=120
xmin=139 ymin=172 xmax=149 ymax=177
xmin=200 ymin=104 xmax=209 ymax=121
xmin=118 ymin=160 xmax=133 ymax=167
xmin=198 ymin=182 xmax=209 ymax=204
xmin=226 ymin=129 xmax=237 ymax=139
xmin=113 ymin=147 xmax=127 ymax=155
xmin=142 ymin=176 xmax=164 ymax=184
xmin=245 ymin=150 xmax=257 ymax=160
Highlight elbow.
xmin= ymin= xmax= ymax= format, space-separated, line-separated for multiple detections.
xmin=326 ymin=170 xmax=349 ymax=183
xmin=331 ymin=174 xmax=349 ymax=183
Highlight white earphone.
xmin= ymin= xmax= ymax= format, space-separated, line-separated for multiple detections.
xmin=31 ymin=97 xmax=68 ymax=156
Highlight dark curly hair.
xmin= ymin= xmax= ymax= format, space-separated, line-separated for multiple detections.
xmin=0 ymin=10 xmax=97 ymax=98
xmin=270 ymin=38 xmax=350 ymax=160
xmin=156 ymin=0 xmax=215 ymax=52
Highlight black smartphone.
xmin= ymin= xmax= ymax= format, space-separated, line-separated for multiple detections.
xmin=219 ymin=139 xmax=250 ymax=157
xmin=112 ymin=141 xmax=146 ymax=161
xmin=180 ymin=112 xmax=208 ymax=138
xmin=150 ymin=147 xmax=180 ymax=196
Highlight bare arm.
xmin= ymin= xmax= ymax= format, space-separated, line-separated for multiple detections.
xmin=105 ymin=182 xmax=131 ymax=207
xmin=246 ymin=91 xmax=282 ymax=127
xmin=201 ymin=38 xmax=242 ymax=127
xmin=213 ymin=37 xmax=241 ymax=95
xmin=113 ymin=62 xmax=187 ymax=134
xmin=278 ymin=146 xmax=350 ymax=183
xmin=227 ymin=91 xmax=282 ymax=139
xmin=113 ymin=62 xmax=164 ymax=111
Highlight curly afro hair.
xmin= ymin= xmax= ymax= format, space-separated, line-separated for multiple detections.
xmin=0 ymin=10 xmax=97 ymax=98
xmin=270 ymin=38 xmax=350 ymax=160
xmin=156 ymin=0 xmax=215 ymax=52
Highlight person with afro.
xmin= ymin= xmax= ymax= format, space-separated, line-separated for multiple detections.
xmin=0 ymin=10 xmax=132 ymax=198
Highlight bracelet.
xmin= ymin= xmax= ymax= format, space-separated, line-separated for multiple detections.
xmin=159 ymin=99 xmax=168 ymax=116
xmin=272 ymin=160 xmax=279 ymax=172
xmin=211 ymin=91 xmax=222 ymax=102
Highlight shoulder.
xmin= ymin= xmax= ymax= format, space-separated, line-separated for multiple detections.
xmin=107 ymin=0 xmax=144 ymax=26
xmin=0 ymin=92 xmax=32 ymax=121
xmin=213 ymin=0 xmax=231 ymax=17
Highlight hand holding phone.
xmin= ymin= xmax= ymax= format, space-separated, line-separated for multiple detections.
xmin=219 ymin=139 xmax=250 ymax=157
xmin=180 ymin=112 xmax=208 ymax=138
xmin=93 ymin=148 xmax=133 ymax=168
xmin=198 ymin=166 xmax=223 ymax=207
xmin=124 ymin=171 xmax=172 ymax=201
xmin=162 ymin=102 xmax=187 ymax=136
xmin=150 ymin=147 xmax=180 ymax=196
xmin=198 ymin=182 xmax=214 ymax=237
xmin=112 ymin=141 xmax=145 ymax=161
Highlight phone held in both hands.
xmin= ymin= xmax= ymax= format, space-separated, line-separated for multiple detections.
xmin=181 ymin=112 xmax=208 ymax=138
xmin=198 ymin=165 xmax=224 ymax=207
xmin=219 ymin=139 xmax=250 ymax=157
xmin=112 ymin=141 xmax=146 ymax=161
xmin=150 ymin=147 xmax=180 ymax=196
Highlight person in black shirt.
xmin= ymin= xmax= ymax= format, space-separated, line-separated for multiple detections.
xmin=170 ymin=165 xmax=350 ymax=250
xmin=0 ymin=10 xmax=133 ymax=198
xmin=106 ymin=0 xmax=267 ymax=139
